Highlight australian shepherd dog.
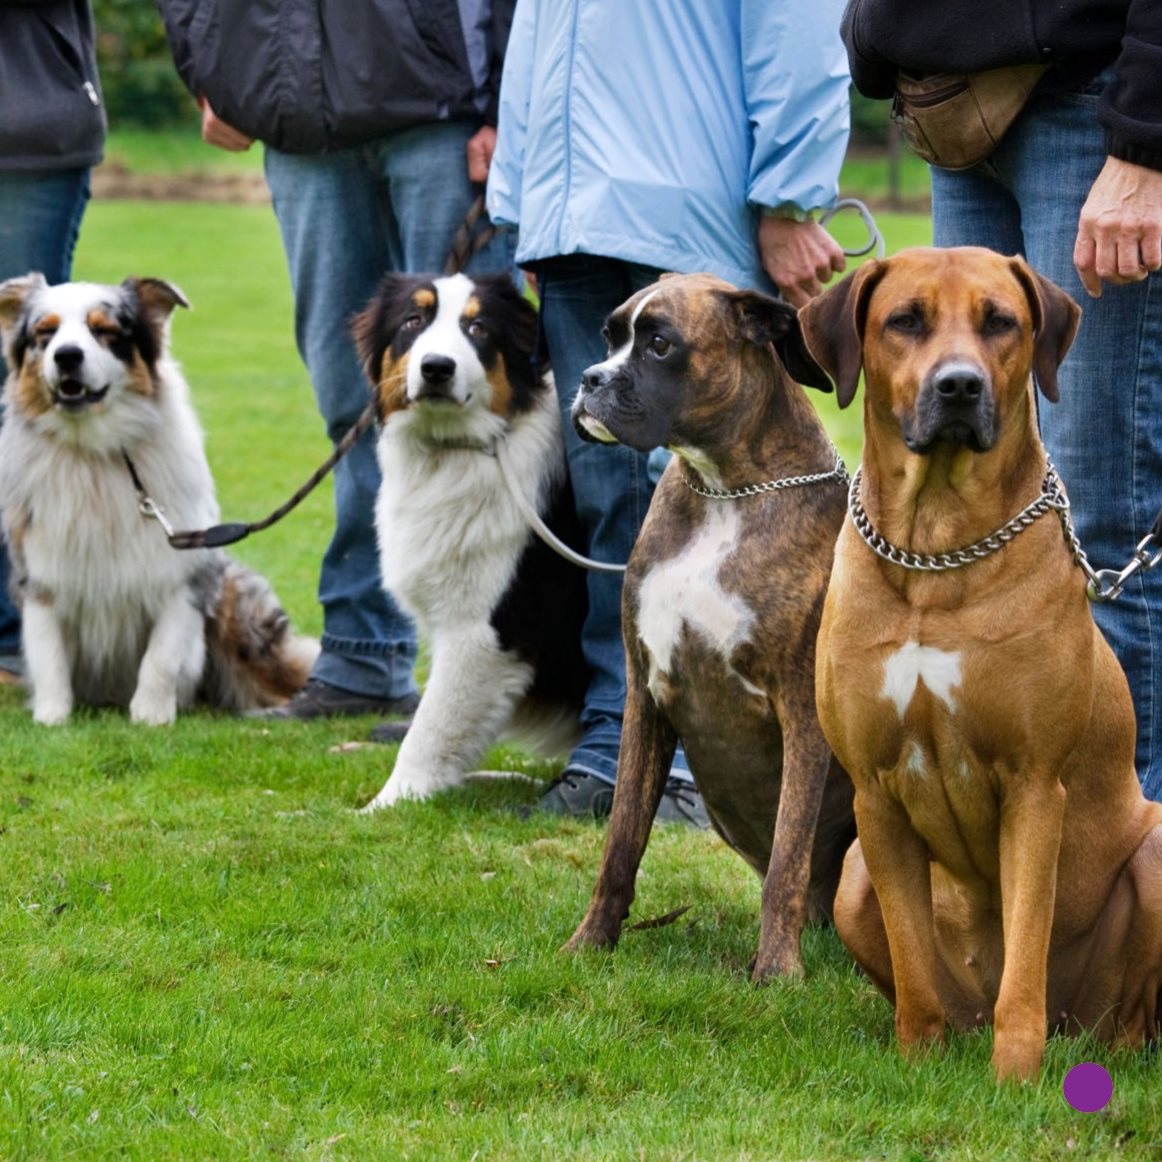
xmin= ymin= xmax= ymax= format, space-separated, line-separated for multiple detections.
xmin=0 ymin=273 xmax=317 ymax=725
xmin=353 ymin=273 xmax=587 ymax=809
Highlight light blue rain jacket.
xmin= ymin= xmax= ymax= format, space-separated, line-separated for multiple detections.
xmin=487 ymin=0 xmax=850 ymax=291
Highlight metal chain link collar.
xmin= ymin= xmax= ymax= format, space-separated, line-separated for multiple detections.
xmin=682 ymin=448 xmax=849 ymax=500
xmin=846 ymin=461 xmax=1105 ymax=589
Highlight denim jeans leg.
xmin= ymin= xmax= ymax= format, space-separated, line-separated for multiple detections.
xmin=374 ymin=121 xmax=517 ymax=276
xmin=264 ymin=146 xmax=418 ymax=699
xmin=932 ymin=92 xmax=1162 ymax=801
xmin=536 ymin=254 xmax=676 ymax=783
xmin=0 ymin=167 xmax=92 ymax=663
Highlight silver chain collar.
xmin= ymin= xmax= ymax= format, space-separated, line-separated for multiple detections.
xmin=847 ymin=461 xmax=1106 ymax=589
xmin=682 ymin=448 xmax=849 ymax=500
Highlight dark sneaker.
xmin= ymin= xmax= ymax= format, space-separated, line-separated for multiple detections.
xmin=654 ymin=777 xmax=711 ymax=829
xmin=367 ymin=719 xmax=412 ymax=745
xmin=538 ymin=770 xmax=617 ymax=819
xmin=248 ymin=677 xmax=420 ymax=722
xmin=537 ymin=770 xmax=710 ymax=829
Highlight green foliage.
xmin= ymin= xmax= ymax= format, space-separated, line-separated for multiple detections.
xmin=93 ymin=0 xmax=193 ymax=128
xmin=851 ymin=89 xmax=893 ymax=147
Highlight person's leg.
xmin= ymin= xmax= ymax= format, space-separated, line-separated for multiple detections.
xmin=263 ymin=146 xmax=419 ymax=710
xmin=0 ymin=167 xmax=91 ymax=677
xmin=1000 ymin=86 xmax=1162 ymax=801
xmin=535 ymin=255 xmax=705 ymax=825
xmin=375 ymin=120 xmax=516 ymax=277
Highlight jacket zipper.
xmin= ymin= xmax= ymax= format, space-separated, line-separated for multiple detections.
xmin=557 ymin=0 xmax=582 ymax=253
xmin=83 ymin=81 xmax=100 ymax=106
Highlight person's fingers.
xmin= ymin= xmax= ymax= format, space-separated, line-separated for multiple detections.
xmin=1116 ymin=234 xmax=1146 ymax=280
xmin=1073 ymin=232 xmax=1101 ymax=298
xmin=778 ymin=280 xmax=811 ymax=310
xmin=1141 ymin=232 xmax=1162 ymax=273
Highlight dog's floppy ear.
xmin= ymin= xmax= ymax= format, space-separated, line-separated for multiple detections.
xmin=725 ymin=288 xmax=832 ymax=391
xmin=123 ymin=277 xmax=190 ymax=319
xmin=0 ymin=272 xmax=47 ymax=333
xmin=796 ymin=261 xmax=886 ymax=408
xmin=1006 ymin=258 xmax=1080 ymax=403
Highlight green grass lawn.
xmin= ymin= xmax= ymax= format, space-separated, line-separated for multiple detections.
xmin=1 ymin=195 xmax=1155 ymax=1160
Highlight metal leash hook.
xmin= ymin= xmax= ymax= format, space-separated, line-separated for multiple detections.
xmin=820 ymin=197 xmax=886 ymax=259
xmin=1087 ymin=532 xmax=1162 ymax=603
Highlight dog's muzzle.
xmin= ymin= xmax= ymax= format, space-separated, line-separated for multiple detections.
xmin=905 ymin=360 xmax=997 ymax=453
xmin=413 ymin=353 xmax=460 ymax=404
xmin=572 ymin=365 xmax=619 ymax=444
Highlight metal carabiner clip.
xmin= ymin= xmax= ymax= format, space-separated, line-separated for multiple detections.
xmin=820 ymin=197 xmax=886 ymax=259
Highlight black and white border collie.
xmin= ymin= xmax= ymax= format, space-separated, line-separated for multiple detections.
xmin=353 ymin=272 xmax=587 ymax=809
xmin=0 ymin=273 xmax=318 ymax=725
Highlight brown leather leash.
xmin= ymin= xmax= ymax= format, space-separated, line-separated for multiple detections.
xmin=127 ymin=196 xmax=498 ymax=551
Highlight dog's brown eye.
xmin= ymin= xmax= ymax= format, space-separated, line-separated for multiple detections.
xmin=467 ymin=319 xmax=488 ymax=338
xmin=984 ymin=313 xmax=1017 ymax=335
xmin=401 ymin=314 xmax=423 ymax=332
xmin=649 ymin=335 xmax=672 ymax=357
xmin=34 ymin=327 xmax=58 ymax=346
xmin=886 ymin=311 xmax=922 ymax=335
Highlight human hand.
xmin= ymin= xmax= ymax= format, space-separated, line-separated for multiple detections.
xmin=199 ymin=97 xmax=253 ymax=152
xmin=467 ymin=125 xmax=498 ymax=184
xmin=1073 ymin=156 xmax=1162 ymax=298
xmin=757 ymin=216 xmax=847 ymax=308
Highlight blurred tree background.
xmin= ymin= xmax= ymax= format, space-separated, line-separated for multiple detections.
xmin=93 ymin=0 xmax=192 ymax=126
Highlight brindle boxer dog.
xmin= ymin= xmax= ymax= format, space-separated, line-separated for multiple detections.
xmin=797 ymin=246 xmax=1162 ymax=1081
xmin=565 ymin=272 xmax=856 ymax=980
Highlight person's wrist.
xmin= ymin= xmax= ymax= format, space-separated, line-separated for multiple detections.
xmin=761 ymin=205 xmax=816 ymax=223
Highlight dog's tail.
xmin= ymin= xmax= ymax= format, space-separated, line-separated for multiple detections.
xmin=201 ymin=559 xmax=319 ymax=711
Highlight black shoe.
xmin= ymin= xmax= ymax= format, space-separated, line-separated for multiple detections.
xmin=537 ymin=770 xmax=710 ymax=829
xmin=538 ymin=770 xmax=617 ymax=819
xmin=248 ymin=678 xmax=420 ymax=722
xmin=654 ymin=776 xmax=711 ymax=829
xmin=367 ymin=719 xmax=412 ymax=745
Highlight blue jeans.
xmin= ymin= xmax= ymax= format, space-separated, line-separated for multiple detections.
xmin=264 ymin=122 xmax=515 ymax=699
xmin=0 ymin=168 xmax=91 ymax=661
xmin=535 ymin=254 xmax=689 ymax=783
xmin=931 ymin=75 xmax=1162 ymax=801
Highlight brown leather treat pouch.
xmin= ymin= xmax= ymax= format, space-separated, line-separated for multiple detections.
xmin=891 ymin=64 xmax=1050 ymax=171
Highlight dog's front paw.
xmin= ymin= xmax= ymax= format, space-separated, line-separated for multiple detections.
xmin=750 ymin=945 xmax=806 ymax=984
xmin=562 ymin=914 xmax=621 ymax=954
xmin=358 ymin=772 xmax=430 ymax=813
xmin=33 ymin=699 xmax=73 ymax=726
xmin=991 ymin=1031 xmax=1044 ymax=1084
xmin=129 ymin=690 xmax=177 ymax=726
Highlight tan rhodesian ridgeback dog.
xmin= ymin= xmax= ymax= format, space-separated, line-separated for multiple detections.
xmin=797 ymin=246 xmax=1162 ymax=1082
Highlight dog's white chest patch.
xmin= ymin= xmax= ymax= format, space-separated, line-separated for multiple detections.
xmin=881 ymin=641 xmax=962 ymax=718
xmin=636 ymin=506 xmax=756 ymax=696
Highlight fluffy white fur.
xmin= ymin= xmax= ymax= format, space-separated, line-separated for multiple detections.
xmin=361 ymin=276 xmax=573 ymax=809
xmin=0 ymin=274 xmax=317 ymax=724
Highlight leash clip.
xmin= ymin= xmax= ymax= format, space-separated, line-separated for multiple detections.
xmin=138 ymin=495 xmax=176 ymax=539
xmin=1087 ymin=533 xmax=1162 ymax=603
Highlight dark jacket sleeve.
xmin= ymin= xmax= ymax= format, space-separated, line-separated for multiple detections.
xmin=1100 ymin=0 xmax=1162 ymax=170
xmin=483 ymin=0 xmax=516 ymax=126
xmin=153 ymin=0 xmax=200 ymax=97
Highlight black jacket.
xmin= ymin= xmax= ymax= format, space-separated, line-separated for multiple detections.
xmin=0 ymin=0 xmax=105 ymax=172
xmin=156 ymin=0 xmax=515 ymax=154
xmin=842 ymin=0 xmax=1162 ymax=170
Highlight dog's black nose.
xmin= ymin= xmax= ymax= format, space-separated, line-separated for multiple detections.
xmin=53 ymin=345 xmax=85 ymax=373
xmin=931 ymin=364 xmax=985 ymax=402
xmin=581 ymin=366 xmax=611 ymax=392
xmin=420 ymin=354 xmax=456 ymax=383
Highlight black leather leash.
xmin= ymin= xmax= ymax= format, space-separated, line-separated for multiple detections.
xmin=127 ymin=196 xmax=497 ymax=551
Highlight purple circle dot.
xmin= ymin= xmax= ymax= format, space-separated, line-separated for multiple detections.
xmin=1063 ymin=1062 xmax=1113 ymax=1112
